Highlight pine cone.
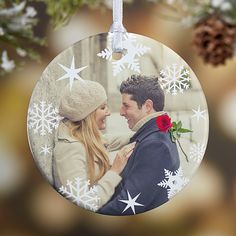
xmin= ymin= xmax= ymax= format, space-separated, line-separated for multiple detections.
xmin=193 ymin=14 xmax=236 ymax=66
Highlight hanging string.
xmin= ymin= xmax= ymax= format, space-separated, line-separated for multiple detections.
xmin=109 ymin=0 xmax=127 ymax=54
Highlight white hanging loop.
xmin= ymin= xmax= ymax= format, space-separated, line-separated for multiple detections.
xmin=109 ymin=0 xmax=127 ymax=53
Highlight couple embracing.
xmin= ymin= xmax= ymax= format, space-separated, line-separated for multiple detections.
xmin=52 ymin=75 xmax=180 ymax=216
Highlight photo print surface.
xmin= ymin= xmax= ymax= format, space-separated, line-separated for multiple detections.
xmin=27 ymin=33 xmax=209 ymax=216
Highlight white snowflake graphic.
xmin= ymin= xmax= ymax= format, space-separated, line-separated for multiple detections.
xmin=159 ymin=64 xmax=191 ymax=95
xmin=189 ymin=143 xmax=205 ymax=164
xmin=57 ymin=56 xmax=88 ymax=91
xmin=59 ymin=177 xmax=100 ymax=212
xmin=119 ymin=190 xmax=144 ymax=214
xmin=40 ymin=144 xmax=51 ymax=156
xmin=97 ymin=33 xmax=150 ymax=76
xmin=28 ymin=101 xmax=60 ymax=136
xmin=157 ymin=167 xmax=189 ymax=199
xmin=97 ymin=47 xmax=113 ymax=61
xmin=192 ymin=105 xmax=206 ymax=122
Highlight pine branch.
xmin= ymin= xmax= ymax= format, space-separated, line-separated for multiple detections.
xmin=0 ymin=0 xmax=45 ymax=76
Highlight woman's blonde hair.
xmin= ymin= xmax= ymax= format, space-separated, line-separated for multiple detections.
xmin=65 ymin=112 xmax=110 ymax=185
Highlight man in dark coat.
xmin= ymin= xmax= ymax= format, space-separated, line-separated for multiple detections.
xmin=98 ymin=75 xmax=180 ymax=216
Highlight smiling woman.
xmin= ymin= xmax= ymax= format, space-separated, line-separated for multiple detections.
xmin=26 ymin=43 xmax=137 ymax=211
xmin=95 ymin=102 xmax=111 ymax=130
xmin=52 ymin=79 xmax=135 ymax=212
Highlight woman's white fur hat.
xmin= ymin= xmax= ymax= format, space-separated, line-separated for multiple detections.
xmin=59 ymin=80 xmax=107 ymax=122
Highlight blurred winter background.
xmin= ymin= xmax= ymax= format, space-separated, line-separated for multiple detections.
xmin=1 ymin=1 xmax=236 ymax=236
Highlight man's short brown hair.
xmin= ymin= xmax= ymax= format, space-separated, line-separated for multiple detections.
xmin=120 ymin=75 xmax=164 ymax=111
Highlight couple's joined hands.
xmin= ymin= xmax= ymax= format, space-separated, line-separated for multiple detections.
xmin=110 ymin=142 xmax=136 ymax=175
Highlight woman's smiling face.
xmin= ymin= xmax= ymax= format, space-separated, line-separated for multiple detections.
xmin=95 ymin=102 xmax=111 ymax=130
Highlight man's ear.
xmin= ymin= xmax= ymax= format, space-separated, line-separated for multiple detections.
xmin=144 ymin=99 xmax=154 ymax=113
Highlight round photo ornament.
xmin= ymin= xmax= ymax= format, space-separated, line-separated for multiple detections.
xmin=27 ymin=0 xmax=209 ymax=216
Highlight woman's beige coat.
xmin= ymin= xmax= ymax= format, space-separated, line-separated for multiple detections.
xmin=53 ymin=121 xmax=131 ymax=211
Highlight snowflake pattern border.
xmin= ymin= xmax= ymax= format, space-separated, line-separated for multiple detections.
xmin=97 ymin=33 xmax=150 ymax=76
xmin=40 ymin=144 xmax=52 ymax=156
xmin=159 ymin=64 xmax=191 ymax=96
xmin=59 ymin=177 xmax=100 ymax=212
xmin=157 ymin=167 xmax=189 ymax=199
xmin=189 ymin=143 xmax=205 ymax=164
xmin=28 ymin=101 xmax=60 ymax=136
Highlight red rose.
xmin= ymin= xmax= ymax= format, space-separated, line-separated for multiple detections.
xmin=156 ymin=114 xmax=173 ymax=132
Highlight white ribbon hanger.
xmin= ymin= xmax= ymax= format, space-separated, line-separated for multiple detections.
xmin=109 ymin=0 xmax=127 ymax=54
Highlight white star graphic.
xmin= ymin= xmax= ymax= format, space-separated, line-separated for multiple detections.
xmin=192 ymin=105 xmax=206 ymax=122
xmin=40 ymin=144 xmax=51 ymax=156
xmin=57 ymin=56 xmax=88 ymax=90
xmin=119 ymin=190 xmax=144 ymax=214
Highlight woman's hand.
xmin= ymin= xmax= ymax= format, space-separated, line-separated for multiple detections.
xmin=110 ymin=142 xmax=136 ymax=175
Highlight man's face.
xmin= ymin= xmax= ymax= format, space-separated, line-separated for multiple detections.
xmin=120 ymin=94 xmax=147 ymax=129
